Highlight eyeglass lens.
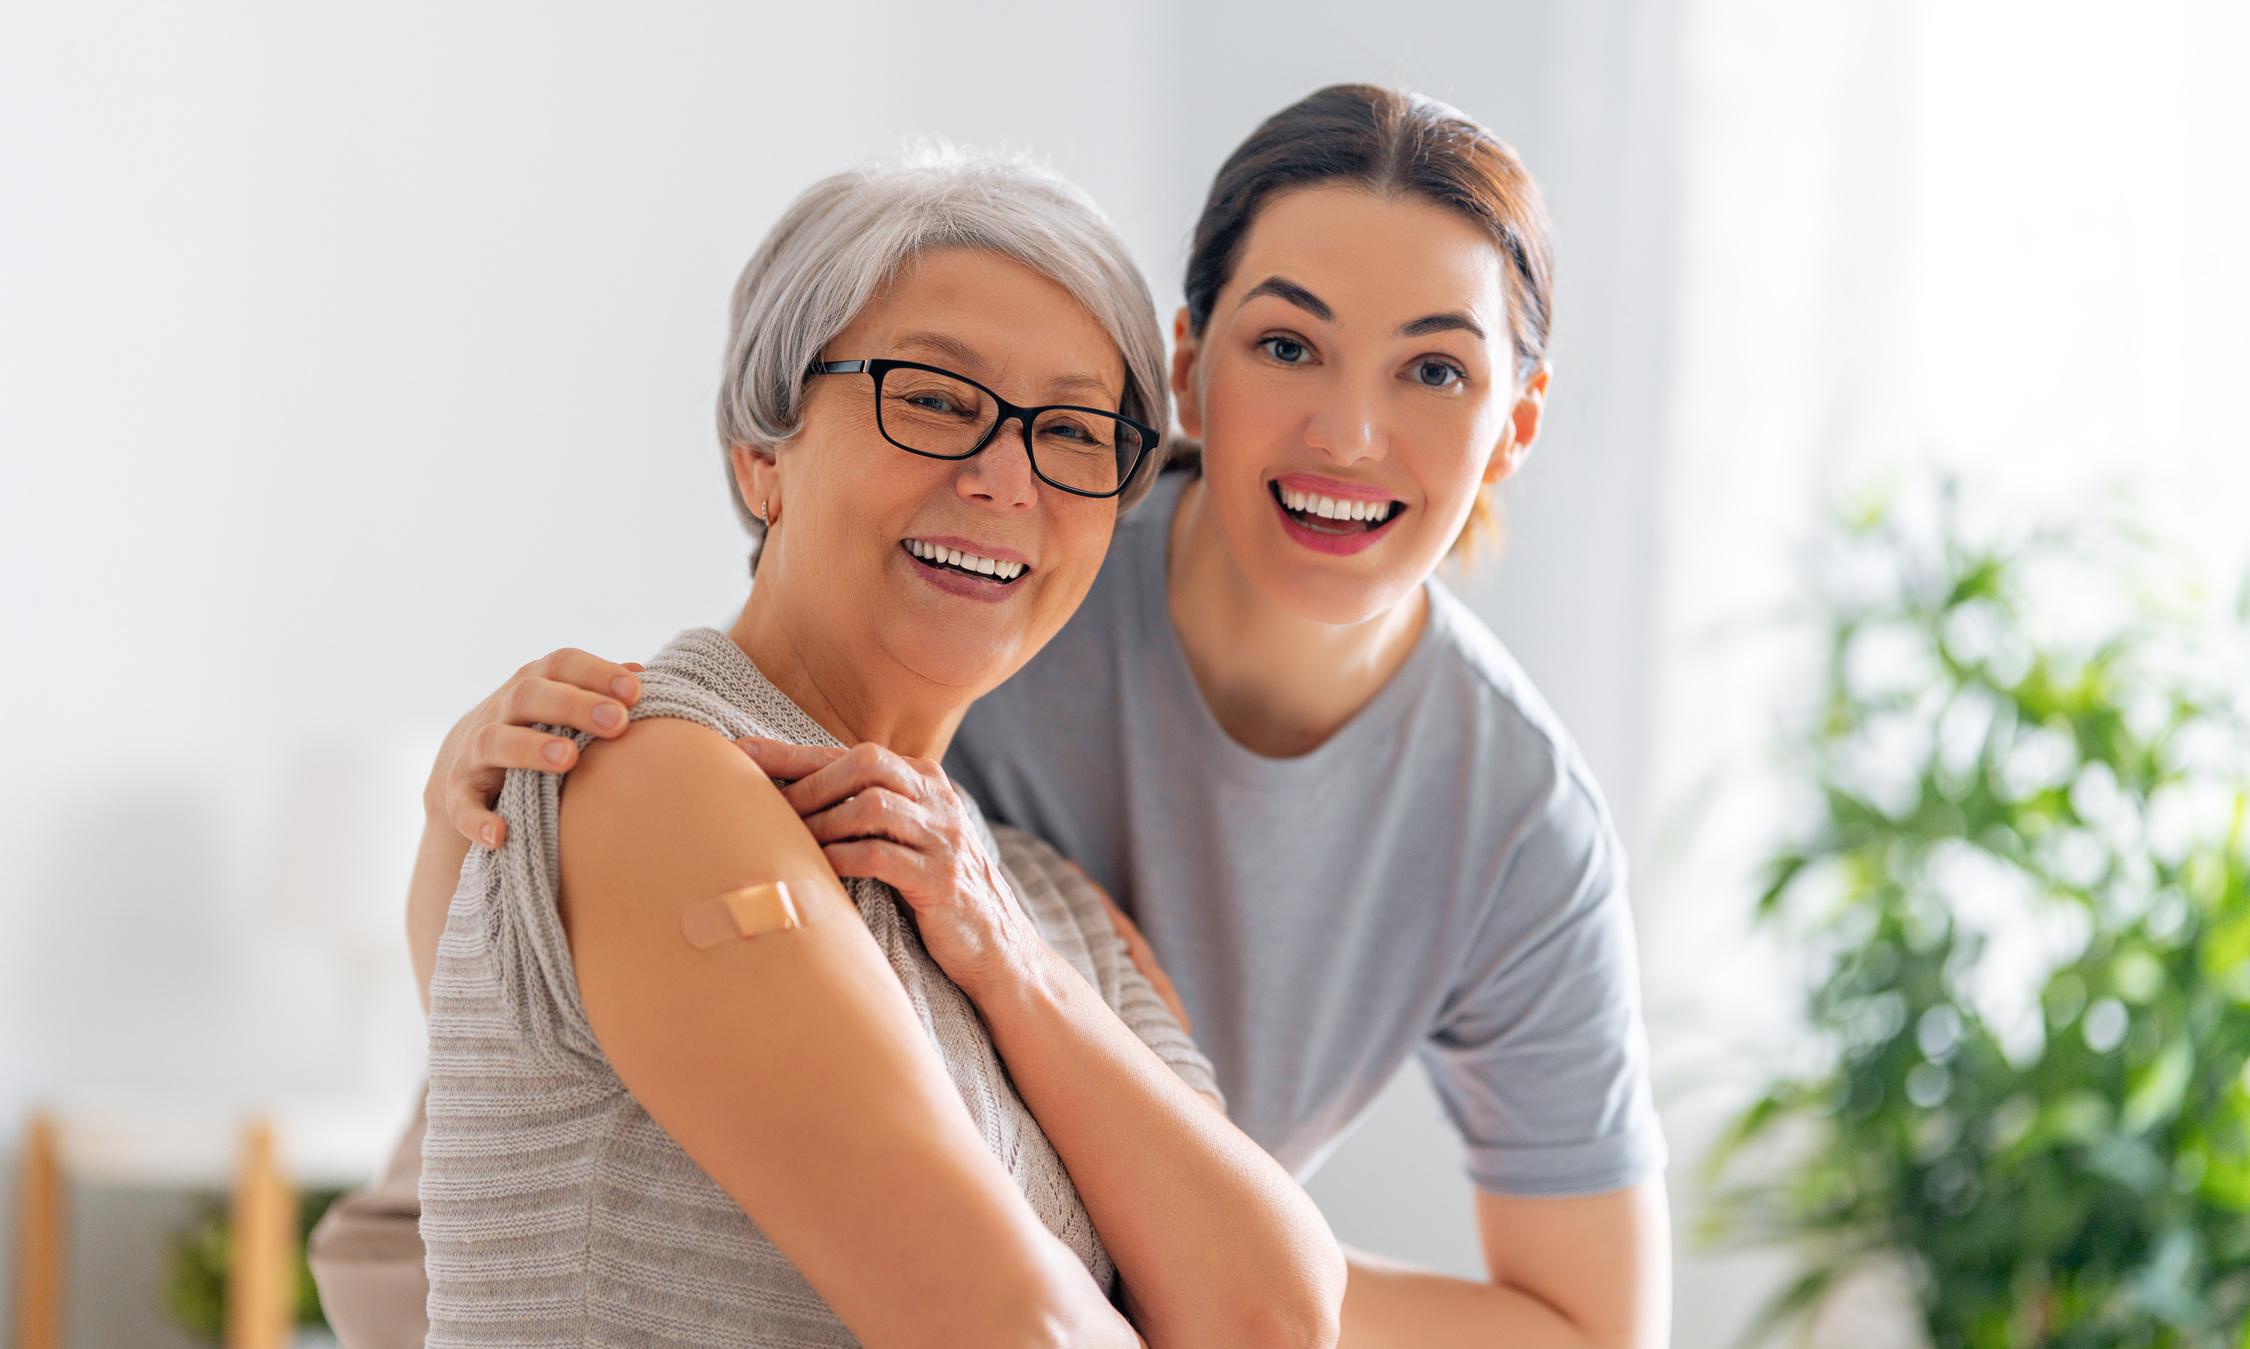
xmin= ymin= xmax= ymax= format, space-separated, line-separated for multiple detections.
xmin=876 ymin=366 xmax=1150 ymax=496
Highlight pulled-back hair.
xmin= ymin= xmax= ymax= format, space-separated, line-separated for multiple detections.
xmin=1182 ymin=86 xmax=1555 ymax=557
xmin=1186 ymin=84 xmax=1553 ymax=383
xmin=717 ymin=144 xmax=1170 ymax=563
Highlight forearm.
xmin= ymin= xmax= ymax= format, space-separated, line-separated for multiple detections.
xmin=407 ymin=808 xmax=473 ymax=1012
xmin=972 ymin=947 xmax=1344 ymax=1349
xmin=1341 ymin=1180 xmax=1672 ymax=1349
xmin=1338 ymin=1249 xmax=1589 ymax=1349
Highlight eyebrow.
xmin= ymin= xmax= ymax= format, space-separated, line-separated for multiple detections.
xmin=1238 ymin=277 xmax=1333 ymax=322
xmin=1239 ymin=278 xmax=1487 ymax=342
xmin=1399 ymin=312 xmax=1486 ymax=340
xmin=892 ymin=331 xmax=1118 ymax=405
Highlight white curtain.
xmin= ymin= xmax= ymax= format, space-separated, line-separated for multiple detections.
xmin=1647 ymin=1 xmax=2250 ymax=1341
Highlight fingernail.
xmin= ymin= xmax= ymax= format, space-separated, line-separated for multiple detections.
xmin=592 ymin=703 xmax=624 ymax=731
xmin=740 ymin=739 xmax=765 ymax=758
xmin=609 ymin=676 xmax=638 ymax=700
xmin=481 ymin=822 xmax=500 ymax=847
xmin=543 ymin=740 xmax=572 ymax=765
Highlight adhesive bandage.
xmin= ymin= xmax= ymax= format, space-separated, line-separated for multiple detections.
xmin=681 ymin=881 xmax=805 ymax=949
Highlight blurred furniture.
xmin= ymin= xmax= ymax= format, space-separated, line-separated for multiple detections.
xmin=11 ymin=1097 xmax=404 ymax=1349
xmin=13 ymin=1115 xmax=63 ymax=1349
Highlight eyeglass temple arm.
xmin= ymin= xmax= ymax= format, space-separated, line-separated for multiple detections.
xmin=811 ymin=360 xmax=869 ymax=374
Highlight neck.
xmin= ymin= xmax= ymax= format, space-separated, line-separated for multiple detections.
xmin=1165 ymin=476 xmax=1428 ymax=759
xmin=726 ymin=582 xmax=966 ymax=761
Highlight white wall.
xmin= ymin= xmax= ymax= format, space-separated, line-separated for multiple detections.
xmin=0 ymin=0 xmax=1703 ymax=1340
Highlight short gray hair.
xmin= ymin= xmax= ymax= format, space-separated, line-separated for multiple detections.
xmin=716 ymin=144 xmax=1171 ymax=561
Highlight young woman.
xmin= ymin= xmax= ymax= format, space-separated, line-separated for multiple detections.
xmin=408 ymin=86 xmax=1668 ymax=1348
xmin=395 ymin=148 xmax=1340 ymax=1348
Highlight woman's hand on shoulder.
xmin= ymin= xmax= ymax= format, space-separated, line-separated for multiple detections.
xmin=429 ymin=649 xmax=644 ymax=848
xmin=739 ymin=738 xmax=1043 ymax=1001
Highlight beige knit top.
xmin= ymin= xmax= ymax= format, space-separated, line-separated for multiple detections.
xmin=421 ymin=627 xmax=1218 ymax=1347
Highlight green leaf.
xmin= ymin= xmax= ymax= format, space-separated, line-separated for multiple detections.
xmin=2123 ymin=1040 xmax=2196 ymax=1135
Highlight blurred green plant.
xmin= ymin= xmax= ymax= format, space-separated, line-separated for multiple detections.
xmin=1705 ymin=483 xmax=2250 ymax=1348
xmin=162 ymin=1188 xmax=341 ymax=1341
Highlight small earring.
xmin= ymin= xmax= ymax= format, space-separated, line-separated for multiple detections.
xmin=757 ymin=500 xmax=769 ymax=525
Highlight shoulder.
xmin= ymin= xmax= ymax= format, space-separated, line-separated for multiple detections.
xmin=1419 ymin=582 xmax=1618 ymax=836
xmin=568 ymin=715 xmax=761 ymax=822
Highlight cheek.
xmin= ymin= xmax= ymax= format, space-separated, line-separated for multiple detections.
xmin=1408 ymin=437 xmax=1490 ymax=513
xmin=1199 ymin=360 xmax=1300 ymax=455
xmin=1032 ymin=506 xmax=1115 ymax=608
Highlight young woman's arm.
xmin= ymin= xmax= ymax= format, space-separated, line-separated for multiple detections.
xmin=556 ymin=717 xmax=1139 ymax=1349
xmin=407 ymin=649 xmax=642 ymax=1008
xmin=1083 ymin=887 xmax=1672 ymax=1349
xmin=746 ymin=739 xmax=1345 ymax=1349
xmin=1337 ymin=1182 xmax=1671 ymax=1349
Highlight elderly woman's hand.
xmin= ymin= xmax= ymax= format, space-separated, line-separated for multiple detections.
xmin=739 ymin=738 xmax=1044 ymax=1000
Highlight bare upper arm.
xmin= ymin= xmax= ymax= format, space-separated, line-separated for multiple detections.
xmin=558 ymin=717 xmax=1105 ymax=1347
xmin=1475 ymin=1179 xmax=1672 ymax=1349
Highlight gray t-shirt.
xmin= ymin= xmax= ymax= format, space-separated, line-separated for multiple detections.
xmin=947 ymin=469 xmax=1665 ymax=1196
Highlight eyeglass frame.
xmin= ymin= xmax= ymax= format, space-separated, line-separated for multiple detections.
xmin=809 ymin=358 xmax=1160 ymax=500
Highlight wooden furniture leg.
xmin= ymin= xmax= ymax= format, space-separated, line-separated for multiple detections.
xmin=226 ymin=1119 xmax=296 ymax=1349
xmin=12 ymin=1113 xmax=64 ymax=1349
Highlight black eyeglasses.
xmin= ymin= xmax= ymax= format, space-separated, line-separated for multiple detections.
xmin=811 ymin=358 xmax=1158 ymax=499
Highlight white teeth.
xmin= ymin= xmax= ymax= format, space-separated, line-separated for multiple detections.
xmin=906 ymin=539 xmax=1023 ymax=581
xmin=1278 ymin=487 xmax=1394 ymax=525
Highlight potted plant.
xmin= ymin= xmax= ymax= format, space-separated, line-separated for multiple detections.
xmin=1706 ymin=485 xmax=2250 ymax=1347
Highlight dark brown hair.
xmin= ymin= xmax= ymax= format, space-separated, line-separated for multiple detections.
xmin=1181 ymin=84 xmax=1555 ymax=556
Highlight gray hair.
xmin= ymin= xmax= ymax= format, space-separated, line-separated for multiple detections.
xmin=716 ymin=144 xmax=1171 ymax=562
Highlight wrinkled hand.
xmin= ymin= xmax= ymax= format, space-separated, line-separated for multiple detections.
xmin=740 ymin=738 xmax=1040 ymax=999
xmin=430 ymin=649 xmax=644 ymax=848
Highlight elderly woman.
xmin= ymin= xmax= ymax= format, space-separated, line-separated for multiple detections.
xmin=413 ymin=150 xmax=1342 ymax=1348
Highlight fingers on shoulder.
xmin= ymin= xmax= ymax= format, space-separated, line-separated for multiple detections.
xmin=500 ymin=674 xmax=632 ymax=739
xmin=522 ymin=648 xmax=645 ymax=704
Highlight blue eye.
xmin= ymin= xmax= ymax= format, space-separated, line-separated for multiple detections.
xmin=1261 ymin=336 xmax=1311 ymax=364
xmin=1414 ymin=359 xmax=1464 ymax=388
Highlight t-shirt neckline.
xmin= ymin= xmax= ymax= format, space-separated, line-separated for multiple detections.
xmin=1135 ymin=471 xmax=1447 ymax=783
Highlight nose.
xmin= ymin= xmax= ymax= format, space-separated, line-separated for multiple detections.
xmin=956 ymin=416 xmax=1040 ymax=510
xmin=1303 ymin=374 xmax=1382 ymax=466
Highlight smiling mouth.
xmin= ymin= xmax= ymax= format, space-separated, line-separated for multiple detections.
xmin=1270 ymin=482 xmax=1403 ymax=535
xmin=903 ymin=538 xmax=1029 ymax=584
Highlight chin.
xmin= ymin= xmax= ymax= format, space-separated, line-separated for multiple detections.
xmin=1253 ymin=551 xmax=1424 ymax=627
xmin=884 ymin=621 xmax=1025 ymax=692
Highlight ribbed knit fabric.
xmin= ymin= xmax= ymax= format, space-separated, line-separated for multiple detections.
xmin=422 ymin=627 xmax=1218 ymax=1347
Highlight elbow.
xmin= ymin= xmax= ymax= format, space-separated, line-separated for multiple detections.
xmin=1270 ymin=1219 xmax=1348 ymax=1349
xmin=1196 ymin=1294 xmax=1341 ymax=1349
xmin=1191 ymin=1245 xmax=1347 ymax=1349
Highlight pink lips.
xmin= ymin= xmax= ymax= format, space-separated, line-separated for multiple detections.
xmin=1268 ymin=474 xmax=1405 ymax=557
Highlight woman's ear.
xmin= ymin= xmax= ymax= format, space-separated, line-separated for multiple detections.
xmin=1170 ymin=307 xmax=1205 ymax=439
xmin=730 ymin=443 xmax=781 ymax=523
xmin=1481 ymin=365 xmax=1550 ymax=486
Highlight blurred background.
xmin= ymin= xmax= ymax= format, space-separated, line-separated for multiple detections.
xmin=3 ymin=0 xmax=2247 ymax=1344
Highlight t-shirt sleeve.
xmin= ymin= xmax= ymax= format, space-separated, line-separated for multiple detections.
xmin=988 ymin=824 xmax=1224 ymax=1106
xmin=1420 ymin=766 xmax=1667 ymax=1197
